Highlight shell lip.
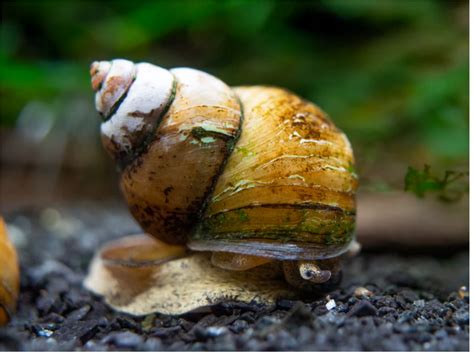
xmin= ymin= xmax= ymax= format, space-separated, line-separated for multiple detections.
xmin=98 ymin=234 xmax=188 ymax=268
xmin=187 ymin=237 xmax=354 ymax=261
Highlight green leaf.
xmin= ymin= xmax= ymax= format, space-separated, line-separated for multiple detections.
xmin=404 ymin=165 xmax=468 ymax=202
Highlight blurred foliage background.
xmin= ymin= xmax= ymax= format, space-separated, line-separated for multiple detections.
xmin=0 ymin=0 xmax=468 ymax=210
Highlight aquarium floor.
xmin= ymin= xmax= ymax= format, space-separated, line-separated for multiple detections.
xmin=0 ymin=203 xmax=469 ymax=351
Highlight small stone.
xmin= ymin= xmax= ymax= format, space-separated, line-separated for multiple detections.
xmin=192 ymin=325 xmax=207 ymax=341
xmin=116 ymin=317 xmax=139 ymax=331
xmin=434 ymin=329 xmax=448 ymax=339
xmin=167 ymin=340 xmax=187 ymax=351
xmin=83 ymin=340 xmax=108 ymax=351
xmin=42 ymin=313 xmax=65 ymax=324
xmin=213 ymin=314 xmax=240 ymax=327
xmin=354 ymin=287 xmax=373 ymax=298
xmin=335 ymin=303 xmax=349 ymax=313
xmin=141 ymin=338 xmax=163 ymax=351
xmin=206 ymin=326 xmax=228 ymax=337
xmin=394 ymin=295 xmax=407 ymax=308
xmin=193 ymin=325 xmax=227 ymax=340
xmin=452 ymin=309 xmax=469 ymax=326
xmin=346 ymin=301 xmax=377 ymax=317
xmin=25 ymin=338 xmax=59 ymax=351
xmin=178 ymin=318 xmax=194 ymax=332
xmin=36 ymin=292 xmax=55 ymax=315
xmin=325 ymin=299 xmax=336 ymax=311
xmin=396 ymin=310 xmax=415 ymax=323
xmin=313 ymin=304 xmax=329 ymax=316
xmin=378 ymin=306 xmax=396 ymax=316
xmin=196 ymin=313 xmax=218 ymax=327
xmin=66 ymin=305 xmax=91 ymax=322
xmin=347 ymin=296 xmax=358 ymax=305
xmin=35 ymin=328 xmax=54 ymax=338
xmin=413 ymin=299 xmax=425 ymax=308
xmin=381 ymin=335 xmax=409 ymax=351
xmin=150 ymin=325 xmax=181 ymax=338
xmin=281 ymin=302 xmax=313 ymax=327
xmin=101 ymin=331 xmax=143 ymax=349
xmin=47 ymin=277 xmax=70 ymax=295
xmin=240 ymin=312 xmax=256 ymax=323
xmin=458 ymin=286 xmax=469 ymax=300
xmin=230 ymin=319 xmax=248 ymax=333
xmin=212 ymin=333 xmax=237 ymax=351
xmin=53 ymin=320 xmax=100 ymax=344
xmin=399 ymin=289 xmax=419 ymax=303
xmin=277 ymin=299 xmax=296 ymax=310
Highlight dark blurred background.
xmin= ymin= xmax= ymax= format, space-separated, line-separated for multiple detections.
xmin=0 ymin=0 xmax=468 ymax=213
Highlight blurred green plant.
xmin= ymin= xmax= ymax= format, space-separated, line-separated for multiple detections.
xmin=404 ymin=165 xmax=468 ymax=202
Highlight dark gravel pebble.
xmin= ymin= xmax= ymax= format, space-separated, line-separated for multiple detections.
xmin=1 ymin=204 xmax=469 ymax=351
xmin=346 ymin=300 xmax=377 ymax=317
xmin=101 ymin=331 xmax=144 ymax=349
xmin=452 ymin=309 xmax=469 ymax=326
xmin=229 ymin=319 xmax=248 ymax=333
xmin=65 ymin=305 xmax=91 ymax=322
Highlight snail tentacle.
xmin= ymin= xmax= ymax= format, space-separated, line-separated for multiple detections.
xmin=298 ymin=261 xmax=332 ymax=284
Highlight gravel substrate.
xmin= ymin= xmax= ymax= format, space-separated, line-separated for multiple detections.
xmin=0 ymin=203 xmax=469 ymax=351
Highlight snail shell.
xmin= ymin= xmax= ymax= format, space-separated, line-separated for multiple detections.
xmin=0 ymin=217 xmax=19 ymax=325
xmin=91 ymin=59 xmax=357 ymax=265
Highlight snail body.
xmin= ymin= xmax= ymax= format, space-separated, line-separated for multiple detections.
xmin=91 ymin=59 xmax=357 ymax=290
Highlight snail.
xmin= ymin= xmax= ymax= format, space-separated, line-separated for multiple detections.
xmin=89 ymin=59 xmax=358 ymax=292
xmin=0 ymin=217 xmax=19 ymax=326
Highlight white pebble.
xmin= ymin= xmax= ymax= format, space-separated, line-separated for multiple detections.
xmin=325 ymin=299 xmax=336 ymax=310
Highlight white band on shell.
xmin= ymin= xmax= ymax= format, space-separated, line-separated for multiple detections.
xmin=95 ymin=59 xmax=136 ymax=118
xmin=100 ymin=63 xmax=174 ymax=153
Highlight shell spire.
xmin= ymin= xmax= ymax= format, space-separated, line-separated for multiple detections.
xmin=90 ymin=61 xmax=111 ymax=92
xmin=90 ymin=59 xmax=175 ymax=163
xmin=90 ymin=59 xmax=136 ymax=119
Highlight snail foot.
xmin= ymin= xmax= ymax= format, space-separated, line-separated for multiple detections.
xmin=211 ymin=252 xmax=273 ymax=271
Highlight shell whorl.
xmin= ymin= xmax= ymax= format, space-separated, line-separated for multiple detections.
xmin=91 ymin=60 xmax=242 ymax=245
xmin=90 ymin=59 xmax=174 ymax=163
